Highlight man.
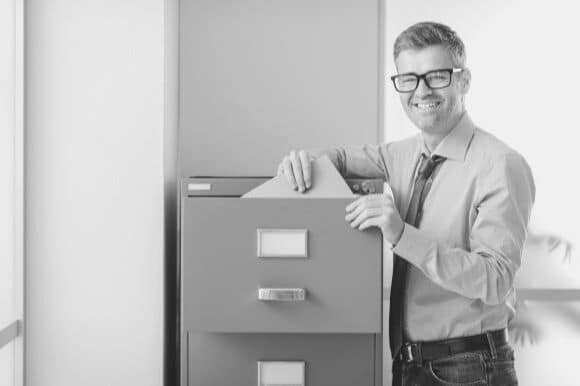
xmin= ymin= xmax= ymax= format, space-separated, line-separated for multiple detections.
xmin=277 ymin=21 xmax=534 ymax=385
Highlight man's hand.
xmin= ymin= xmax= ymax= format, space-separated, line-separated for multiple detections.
xmin=277 ymin=150 xmax=314 ymax=193
xmin=345 ymin=188 xmax=405 ymax=245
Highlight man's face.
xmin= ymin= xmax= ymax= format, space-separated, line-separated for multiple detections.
xmin=395 ymin=45 xmax=470 ymax=137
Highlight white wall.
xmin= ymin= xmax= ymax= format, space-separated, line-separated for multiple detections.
xmin=25 ymin=1 xmax=165 ymax=385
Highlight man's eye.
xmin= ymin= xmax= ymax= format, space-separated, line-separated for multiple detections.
xmin=428 ymin=74 xmax=447 ymax=81
xmin=400 ymin=77 xmax=416 ymax=84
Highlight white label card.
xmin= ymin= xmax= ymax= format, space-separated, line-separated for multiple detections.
xmin=258 ymin=361 xmax=305 ymax=386
xmin=257 ymin=229 xmax=308 ymax=258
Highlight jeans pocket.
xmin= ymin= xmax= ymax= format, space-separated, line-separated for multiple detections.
xmin=487 ymin=348 xmax=518 ymax=386
xmin=489 ymin=344 xmax=516 ymax=368
xmin=427 ymin=352 xmax=487 ymax=385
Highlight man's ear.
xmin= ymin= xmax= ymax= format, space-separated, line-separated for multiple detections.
xmin=461 ymin=68 xmax=471 ymax=94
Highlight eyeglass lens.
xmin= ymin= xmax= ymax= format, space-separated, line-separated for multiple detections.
xmin=394 ymin=70 xmax=452 ymax=92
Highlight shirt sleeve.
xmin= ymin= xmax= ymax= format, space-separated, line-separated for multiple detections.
xmin=392 ymin=153 xmax=536 ymax=305
xmin=310 ymin=145 xmax=390 ymax=180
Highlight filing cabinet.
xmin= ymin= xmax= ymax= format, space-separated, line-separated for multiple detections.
xmin=180 ymin=178 xmax=383 ymax=385
xmin=176 ymin=0 xmax=386 ymax=383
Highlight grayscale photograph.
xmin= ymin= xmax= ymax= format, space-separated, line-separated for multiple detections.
xmin=1 ymin=1 xmax=579 ymax=386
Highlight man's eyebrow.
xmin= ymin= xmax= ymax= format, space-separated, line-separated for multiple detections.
xmin=396 ymin=68 xmax=452 ymax=76
xmin=396 ymin=71 xmax=418 ymax=76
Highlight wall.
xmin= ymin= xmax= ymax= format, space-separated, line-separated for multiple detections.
xmin=1 ymin=0 xmax=17 ymax=384
xmin=0 ymin=0 xmax=16 ymax=330
xmin=384 ymin=1 xmax=580 ymax=385
xmin=25 ymin=1 xmax=165 ymax=385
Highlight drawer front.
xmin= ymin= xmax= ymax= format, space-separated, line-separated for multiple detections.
xmin=185 ymin=333 xmax=376 ymax=386
xmin=182 ymin=198 xmax=382 ymax=333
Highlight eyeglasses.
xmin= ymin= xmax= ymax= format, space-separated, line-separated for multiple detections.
xmin=390 ymin=68 xmax=464 ymax=93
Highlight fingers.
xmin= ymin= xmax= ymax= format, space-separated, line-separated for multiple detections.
xmin=346 ymin=195 xmax=377 ymax=213
xmin=345 ymin=199 xmax=383 ymax=223
xmin=345 ymin=195 xmax=391 ymax=216
xmin=299 ymin=150 xmax=311 ymax=189
xmin=345 ymin=195 xmax=393 ymax=230
xmin=278 ymin=150 xmax=313 ymax=192
xmin=359 ymin=215 xmax=387 ymax=231
xmin=345 ymin=197 xmax=361 ymax=213
xmin=289 ymin=151 xmax=306 ymax=192
xmin=349 ymin=208 xmax=384 ymax=228
xmin=281 ymin=156 xmax=297 ymax=190
xmin=345 ymin=208 xmax=383 ymax=228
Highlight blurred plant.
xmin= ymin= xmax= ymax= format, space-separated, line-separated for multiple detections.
xmin=509 ymin=298 xmax=541 ymax=347
xmin=526 ymin=228 xmax=575 ymax=264
xmin=508 ymin=226 xmax=575 ymax=348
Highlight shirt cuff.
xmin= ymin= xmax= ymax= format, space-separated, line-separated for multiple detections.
xmin=391 ymin=223 xmax=433 ymax=267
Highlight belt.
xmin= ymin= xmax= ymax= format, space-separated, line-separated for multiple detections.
xmin=397 ymin=328 xmax=508 ymax=364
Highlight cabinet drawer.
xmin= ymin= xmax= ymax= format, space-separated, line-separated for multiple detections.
xmin=185 ymin=333 xmax=376 ymax=386
xmin=181 ymin=198 xmax=382 ymax=333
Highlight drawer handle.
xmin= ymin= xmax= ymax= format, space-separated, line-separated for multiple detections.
xmin=258 ymin=288 xmax=306 ymax=302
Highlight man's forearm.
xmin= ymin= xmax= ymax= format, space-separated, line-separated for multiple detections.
xmin=309 ymin=145 xmax=387 ymax=179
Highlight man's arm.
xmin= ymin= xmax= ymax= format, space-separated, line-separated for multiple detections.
xmin=310 ymin=145 xmax=389 ymax=179
xmin=392 ymin=153 xmax=535 ymax=305
xmin=277 ymin=144 xmax=391 ymax=192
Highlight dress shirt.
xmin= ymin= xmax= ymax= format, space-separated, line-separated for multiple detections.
xmin=316 ymin=113 xmax=536 ymax=341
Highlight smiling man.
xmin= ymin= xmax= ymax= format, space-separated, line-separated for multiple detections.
xmin=278 ymin=21 xmax=534 ymax=385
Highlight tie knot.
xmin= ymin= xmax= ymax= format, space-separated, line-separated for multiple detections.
xmin=418 ymin=155 xmax=445 ymax=177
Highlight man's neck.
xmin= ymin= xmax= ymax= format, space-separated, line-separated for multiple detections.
xmin=421 ymin=112 xmax=465 ymax=154
xmin=422 ymin=132 xmax=444 ymax=154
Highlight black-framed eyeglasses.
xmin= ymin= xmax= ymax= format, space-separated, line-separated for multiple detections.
xmin=390 ymin=68 xmax=464 ymax=93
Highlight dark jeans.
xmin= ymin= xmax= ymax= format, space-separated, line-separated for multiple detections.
xmin=392 ymin=342 xmax=518 ymax=385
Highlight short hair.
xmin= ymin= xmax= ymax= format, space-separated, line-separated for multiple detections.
xmin=393 ymin=22 xmax=466 ymax=67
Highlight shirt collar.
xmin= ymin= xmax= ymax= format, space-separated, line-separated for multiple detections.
xmin=417 ymin=112 xmax=476 ymax=162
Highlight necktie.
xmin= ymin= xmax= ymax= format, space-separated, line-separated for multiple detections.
xmin=389 ymin=154 xmax=445 ymax=358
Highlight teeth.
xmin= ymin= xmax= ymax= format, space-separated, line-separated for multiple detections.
xmin=415 ymin=102 xmax=439 ymax=109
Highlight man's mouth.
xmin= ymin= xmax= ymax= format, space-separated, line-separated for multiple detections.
xmin=412 ymin=101 xmax=442 ymax=110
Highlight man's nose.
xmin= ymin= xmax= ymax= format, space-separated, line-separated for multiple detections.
xmin=415 ymin=77 xmax=431 ymax=94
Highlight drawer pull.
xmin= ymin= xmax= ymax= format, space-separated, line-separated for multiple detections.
xmin=258 ymin=288 xmax=306 ymax=302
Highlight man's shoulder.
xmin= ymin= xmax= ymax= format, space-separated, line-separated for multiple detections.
xmin=375 ymin=135 xmax=420 ymax=168
xmin=470 ymin=126 xmax=526 ymax=164
xmin=468 ymin=127 xmax=529 ymax=174
xmin=470 ymin=126 xmax=535 ymax=199
xmin=381 ymin=134 xmax=420 ymax=153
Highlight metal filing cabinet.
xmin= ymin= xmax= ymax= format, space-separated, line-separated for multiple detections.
xmin=181 ymin=178 xmax=383 ymax=385
xmin=176 ymin=0 xmax=385 ymax=384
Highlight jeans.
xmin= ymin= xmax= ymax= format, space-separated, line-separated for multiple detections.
xmin=392 ymin=342 xmax=518 ymax=385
